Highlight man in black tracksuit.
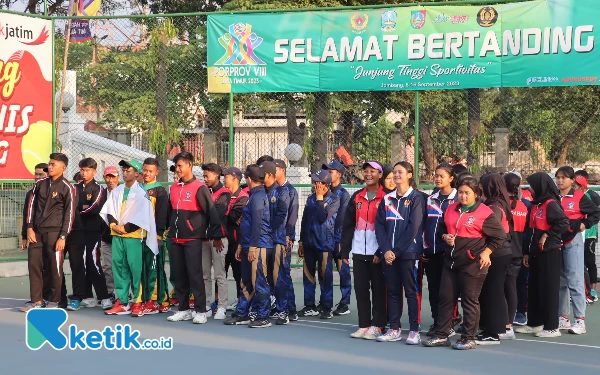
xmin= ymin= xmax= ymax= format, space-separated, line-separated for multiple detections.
xmin=22 ymin=153 xmax=75 ymax=310
xmin=77 ymin=158 xmax=110 ymax=308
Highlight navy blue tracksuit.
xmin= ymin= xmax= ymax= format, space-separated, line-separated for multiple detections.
xmin=265 ymin=182 xmax=291 ymax=313
xmin=235 ymin=185 xmax=273 ymax=319
xmin=300 ymin=190 xmax=340 ymax=311
xmin=375 ymin=188 xmax=425 ymax=332
xmin=330 ymin=184 xmax=352 ymax=306
xmin=280 ymin=181 xmax=299 ymax=312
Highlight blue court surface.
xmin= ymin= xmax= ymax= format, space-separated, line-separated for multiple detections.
xmin=1 ymin=276 xmax=599 ymax=375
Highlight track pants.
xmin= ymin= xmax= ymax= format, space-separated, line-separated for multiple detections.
xmin=353 ymin=257 xmax=387 ymax=329
xmin=171 ymin=239 xmax=206 ymax=313
xmin=516 ymin=264 xmax=529 ymax=314
xmin=285 ymin=241 xmax=297 ymax=312
xmin=63 ymin=236 xmax=86 ymax=302
xmin=28 ymin=231 xmax=63 ymax=303
xmin=142 ymin=244 xmax=157 ymax=302
xmin=383 ymin=259 xmax=421 ymax=332
xmin=435 ymin=265 xmax=487 ymax=341
xmin=153 ymin=241 xmax=169 ymax=305
xmin=203 ymin=239 xmax=229 ymax=310
xmin=333 ymin=243 xmax=352 ymax=306
xmin=559 ymin=235 xmax=586 ymax=319
xmin=528 ymin=250 xmax=560 ymax=330
xmin=273 ymin=244 xmax=290 ymax=313
xmin=112 ymin=236 xmax=143 ymax=305
xmin=303 ymin=247 xmax=333 ymax=311
xmin=505 ymin=257 xmax=521 ymax=325
xmin=480 ymin=254 xmax=510 ymax=335
xmin=83 ymin=234 xmax=109 ymax=301
xmin=584 ymin=238 xmax=597 ymax=293
xmin=226 ymin=240 xmax=242 ymax=299
xmin=235 ymin=247 xmax=272 ymax=319
xmin=100 ymin=241 xmax=114 ymax=296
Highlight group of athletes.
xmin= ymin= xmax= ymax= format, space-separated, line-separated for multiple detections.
xmin=19 ymin=150 xmax=600 ymax=349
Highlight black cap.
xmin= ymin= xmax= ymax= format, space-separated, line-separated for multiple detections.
xmin=244 ymin=165 xmax=265 ymax=182
xmin=223 ymin=167 xmax=243 ymax=180
xmin=322 ymin=160 xmax=345 ymax=174
xmin=259 ymin=161 xmax=277 ymax=176
xmin=273 ymin=159 xmax=287 ymax=169
xmin=311 ymin=169 xmax=332 ymax=184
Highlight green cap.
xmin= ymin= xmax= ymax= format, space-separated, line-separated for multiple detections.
xmin=119 ymin=159 xmax=142 ymax=173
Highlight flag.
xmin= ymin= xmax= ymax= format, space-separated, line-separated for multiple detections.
xmin=66 ymin=0 xmax=102 ymax=43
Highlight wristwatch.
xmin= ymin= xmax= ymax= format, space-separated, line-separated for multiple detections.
xmin=60 ymin=235 xmax=66 ymax=240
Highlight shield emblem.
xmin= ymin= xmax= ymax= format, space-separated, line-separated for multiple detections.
xmin=411 ymin=10 xmax=426 ymax=29
xmin=381 ymin=10 xmax=397 ymax=32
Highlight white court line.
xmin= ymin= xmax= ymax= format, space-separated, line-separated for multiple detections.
xmin=297 ymin=319 xmax=600 ymax=349
xmin=0 ymin=297 xmax=29 ymax=301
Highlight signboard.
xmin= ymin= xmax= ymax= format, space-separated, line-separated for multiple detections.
xmin=0 ymin=13 xmax=53 ymax=179
xmin=207 ymin=0 xmax=598 ymax=93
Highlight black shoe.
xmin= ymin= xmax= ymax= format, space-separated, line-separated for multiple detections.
xmin=333 ymin=303 xmax=350 ymax=316
xmin=320 ymin=309 xmax=333 ymax=319
xmin=426 ymin=324 xmax=437 ymax=337
xmin=231 ymin=310 xmax=239 ymax=318
xmin=249 ymin=311 xmax=258 ymax=322
xmin=249 ymin=318 xmax=272 ymax=328
xmin=316 ymin=303 xmax=325 ymax=313
xmin=289 ymin=310 xmax=299 ymax=321
xmin=224 ymin=315 xmax=251 ymax=325
xmin=298 ymin=306 xmax=319 ymax=317
xmin=475 ymin=333 xmax=500 ymax=346
xmin=276 ymin=312 xmax=289 ymax=325
xmin=269 ymin=308 xmax=279 ymax=319
xmin=422 ymin=337 xmax=451 ymax=347
xmin=452 ymin=339 xmax=477 ymax=350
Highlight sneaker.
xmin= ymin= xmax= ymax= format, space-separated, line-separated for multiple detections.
xmin=591 ymin=289 xmax=599 ymax=302
xmin=587 ymin=296 xmax=595 ymax=305
xmin=169 ymin=297 xmax=179 ymax=307
xmin=316 ymin=303 xmax=325 ymax=313
xmin=270 ymin=295 xmax=277 ymax=310
xmin=333 ymin=303 xmax=350 ymax=316
xmin=513 ymin=312 xmax=527 ymax=326
xmin=568 ymin=319 xmax=586 ymax=335
xmin=104 ymin=301 xmax=131 ymax=315
xmin=426 ymin=324 xmax=437 ymax=337
xmin=167 ymin=310 xmax=193 ymax=322
xmin=289 ymin=311 xmax=299 ymax=322
xmin=363 ymin=326 xmax=383 ymax=340
xmin=269 ymin=308 xmax=279 ymax=319
xmin=81 ymin=298 xmax=97 ymax=308
xmin=142 ymin=301 xmax=158 ymax=315
xmin=214 ymin=307 xmax=227 ymax=320
xmin=45 ymin=302 xmax=59 ymax=308
xmin=224 ymin=315 xmax=251 ymax=325
xmin=131 ymin=302 xmax=144 ymax=317
xmin=193 ymin=312 xmax=207 ymax=324
xmin=514 ymin=325 xmax=543 ymax=334
xmin=475 ymin=333 xmax=500 ymax=345
xmin=67 ymin=300 xmax=81 ymax=311
xmin=422 ymin=336 xmax=451 ymax=347
xmin=406 ymin=331 xmax=421 ymax=345
xmin=452 ymin=339 xmax=477 ymax=350
xmin=558 ymin=316 xmax=572 ymax=330
xmin=499 ymin=327 xmax=515 ymax=340
xmin=276 ymin=312 xmax=289 ymax=326
xmin=249 ymin=318 xmax=272 ymax=328
xmin=227 ymin=300 xmax=238 ymax=311
xmin=158 ymin=303 xmax=171 ymax=313
xmin=376 ymin=329 xmax=403 ymax=342
xmin=320 ymin=309 xmax=333 ymax=320
xmin=350 ymin=327 xmax=369 ymax=339
xmin=535 ymin=329 xmax=562 ymax=338
xmin=448 ymin=328 xmax=457 ymax=338
xmin=101 ymin=298 xmax=113 ymax=310
xmin=298 ymin=305 xmax=319 ymax=317
xmin=249 ymin=311 xmax=258 ymax=322
xmin=452 ymin=314 xmax=463 ymax=328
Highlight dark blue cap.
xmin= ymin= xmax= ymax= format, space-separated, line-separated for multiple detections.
xmin=322 ymin=160 xmax=345 ymax=174
xmin=310 ymin=169 xmax=332 ymax=184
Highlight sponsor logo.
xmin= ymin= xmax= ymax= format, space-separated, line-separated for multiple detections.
xmin=215 ymin=23 xmax=265 ymax=66
xmin=381 ymin=10 xmax=397 ymax=32
xmin=51 ymin=191 xmax=57 ymax=198
xmin=568 ymin=202 xmax=575 ymax=209
xmin=536 ymin=208 xmax=545 ymax=219
xmin=357 ymin=202 xmax=362 ymax=210
xmin=561 ymin=76 xmax=598 ymax=83
xmin=410 ymin=10 xmax=426 ymax=29
xmin=433 ymin=13 xmax=469 ymax=24
xmin=26 ymin=309 xmax=173 ymax=351
xmin=86 ymin=193 xmax=92 ymax=201
xmin=185 ymin=191 xmax=192 ymax=200
xmin=351 ymin=13 xmax=369 ymax=34
xmin=477 ymin=7 xmax=498 ymax=27
xmin=466 ymin=216 xmax=475 ymax=225
xmin=527 ymin=76 xmax=559 ymax=85
xmin=0 ymin=22 xmax=49 ymax=45
xmin=270 ymin=196 xmax=276 ymax=203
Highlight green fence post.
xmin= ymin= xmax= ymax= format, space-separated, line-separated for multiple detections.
xmin=415 ymin=91 xmax=420 ymax=185
xmin=44 ymin=0 xmax=48 ymax=16
xmin=229 ymin=92 xmax=234 ymax=167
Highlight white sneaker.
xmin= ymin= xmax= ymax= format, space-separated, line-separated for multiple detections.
xmin=101 ymin=298 xmax=113 ymax=310
xmin=376 ymin=329 xmax=402 ymax=342
xmin=499 ymin=327 xmax=515 ymax=340
xmin=362 ymin=326 xmax=383 ymax=340
xmin=205 ymin=306 xmax=213 ymax=318
xmin=568 ymin=319 xmax=586 ymax=335
xmin=167 ymin=310 xmax=193 ymax=322
xmin=558 ymin=316 xmax=572 ymax=330
xmin=214 ymin=307 xmax=226 ymax=320
xmin=535 ymin=329 xmax=561 ymax=338
xmin=514 ymin=325 xmax=543 ymax=334
xmin=193 ymin=312 xmax=207 ymax=324
xmin=81 ymin=298 xmax=97 ymax=308
xmin=406 ymin=331 xmax=421 ymax=345
xmin=227 ymin=300 xmax=238 ymax=311
xmin=350 ymin=327 xmax=369 ymax=339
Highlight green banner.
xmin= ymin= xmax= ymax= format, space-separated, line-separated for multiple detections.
xmin=207 ymin=0 xmax=598 ymax=93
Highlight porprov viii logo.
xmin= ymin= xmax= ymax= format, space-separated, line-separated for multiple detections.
xmin=26 ymin=309 xmax=173 ymax=350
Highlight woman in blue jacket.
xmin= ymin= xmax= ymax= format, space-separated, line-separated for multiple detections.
xmin=375 ymin=161 xmax=425 ymax=344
